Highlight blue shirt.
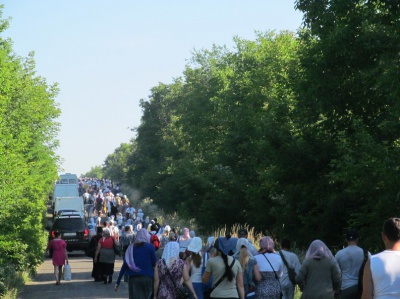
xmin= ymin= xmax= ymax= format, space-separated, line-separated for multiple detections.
xmin=116 ymin=243 xmax=157 ymax=285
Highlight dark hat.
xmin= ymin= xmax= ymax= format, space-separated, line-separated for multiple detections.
xmin=346 ymin=229 xmax=359 ymax=241
xmin=97 ymin=226 xmax=103 ymax=234
xmin=238 ymin=228 xmax=248 ymax=237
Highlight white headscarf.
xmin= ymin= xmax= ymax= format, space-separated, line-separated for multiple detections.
xmin=161 ymin=241 xmax=180 ymax=268
xmin=236 ymin=237 xmax=253 ymax=257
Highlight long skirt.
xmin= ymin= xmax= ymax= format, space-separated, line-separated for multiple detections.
xmin=99 ymin=248 xmax=115 ymax=276
xmin=91 ymin=257 xmax=102 ymax=280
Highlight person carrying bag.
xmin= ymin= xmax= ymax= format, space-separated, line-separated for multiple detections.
xmin=262 ymin=254 xmax=282 ymax=299
xmin=202 ymin=236 xmax=245 ymax=299
xmin=204 ymin=259 xmax=235 ymax=299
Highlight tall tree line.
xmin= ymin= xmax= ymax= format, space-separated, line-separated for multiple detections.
xmin=103 ymin=0 xmax=400 ymax=250
xmin=0 ymin=6 xmax=60 ymax=279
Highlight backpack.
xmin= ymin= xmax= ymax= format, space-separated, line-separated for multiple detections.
xmin=358 ymin=248 xmax=369 ymax=295
xmin=150 ymin=233 xmax=160 ymax=250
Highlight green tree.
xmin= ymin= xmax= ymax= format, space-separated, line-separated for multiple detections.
xmin=0 ymin=6 xmax=60 ymax=275
xmin=128 ymin=32 xmax=300 ymax=234
xmin=82 ymin=165 xmax=103 ymax=179
xmin=283 ymin=0 xmax=400 ymax=248
xmin=103 ymin=141 xmax=135 ymax=183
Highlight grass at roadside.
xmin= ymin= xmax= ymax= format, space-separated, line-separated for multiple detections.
xmin=0 ymin=264 xmax=30 ymax=299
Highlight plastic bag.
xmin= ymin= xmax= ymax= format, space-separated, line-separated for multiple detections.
xmin=63 ymin=263 xmax=71 ymax=281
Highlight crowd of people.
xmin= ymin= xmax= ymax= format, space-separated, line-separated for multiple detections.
xmin=93 ymin=218 xmax=400 ymax=299
xmin=49 ymin=180 xmax=400 ymax=299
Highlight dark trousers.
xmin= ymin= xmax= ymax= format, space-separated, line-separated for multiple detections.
xmin=340 ymin=285 xmax=360 ymax=299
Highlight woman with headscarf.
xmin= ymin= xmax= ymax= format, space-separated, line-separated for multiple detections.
xmin=253 ymin=236 xmax=283 ymax=299
xmin=295 ymin=240 xmax=341 ymax=299
xmin=115 ymin=228 xmax=157 ymax=299
xmin=94 ymin=228 xmax=116 ymax=284
xmin=178 ymin=227 xmax=192 ymax=255
xmin=187 ymin=237 xmax=205 ymax=299
xmin=203 ymin=236 xmax=245 ymax=299
xmin=233 ymin=238 xmax=258 ymax=297
xmin=156 ymin=236 xmax=170 ymax=260
xmin=153 ymin=241 xmax=197 ymax=299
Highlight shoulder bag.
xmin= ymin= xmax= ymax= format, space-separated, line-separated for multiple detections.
xmin=278 ymin=250 xmax=297 ymax=285
xmin=358 ymin=248 xmax=369 ymax=295
xmin=204 ymin=258 xmax=236 ymax=299
xmin=262 ymin=254 xmax=282 ymax=299
xmin=163 ymin=260 xmax=190 ymax=299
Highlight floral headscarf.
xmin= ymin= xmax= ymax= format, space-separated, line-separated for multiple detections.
xmin=259 ymin=236 xmax=275 ymax=252
xmin=162 ymin=241 xmax=180 ymax=267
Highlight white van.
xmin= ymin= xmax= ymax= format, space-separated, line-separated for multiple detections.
xmin=53 ymin=196 xmax=85 ymax=219
xmin=57 ymin=173 xmax=79 ymax=185
xmin=51 ymin=184 xmax=80 ymax=208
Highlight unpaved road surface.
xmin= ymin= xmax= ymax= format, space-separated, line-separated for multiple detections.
xmin=18 ymin=251 xmax=129 ymax=299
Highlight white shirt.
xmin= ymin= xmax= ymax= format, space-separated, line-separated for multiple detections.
xmin=370 ymin=250 xmax=400 ymax=298
xmin=190 ymin=258 xmax=203 ymax=283
xmin=254 ymin=252 xmax=283 ymax=277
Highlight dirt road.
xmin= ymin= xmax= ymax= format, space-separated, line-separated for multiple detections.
xmin=18 ymin=251 xmax=129 ymax=299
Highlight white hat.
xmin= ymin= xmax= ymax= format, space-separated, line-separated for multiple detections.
xmin=164 ymin=225 xmax=171 ymax=232
xmin=187 ymin=237 xmax=203 ymax=254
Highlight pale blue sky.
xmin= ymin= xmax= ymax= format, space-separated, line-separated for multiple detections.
xmin=2 ymin=1 xmax=303 ymax=176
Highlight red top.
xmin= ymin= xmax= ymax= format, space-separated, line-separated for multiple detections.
xmin=99 ymin=236 xmax=114 ymax=249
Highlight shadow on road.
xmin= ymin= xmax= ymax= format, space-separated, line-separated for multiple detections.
xmin=18 ymin=254 xmax=129 ymax=299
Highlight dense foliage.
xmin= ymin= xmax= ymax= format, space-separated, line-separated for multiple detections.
xmin=103 ymin=0 xmax=400 ymax=251
xmin=81 ymin=165 xmax=103 ymax=179
xmin=0 ymin=6 xmax=60 ymax=282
